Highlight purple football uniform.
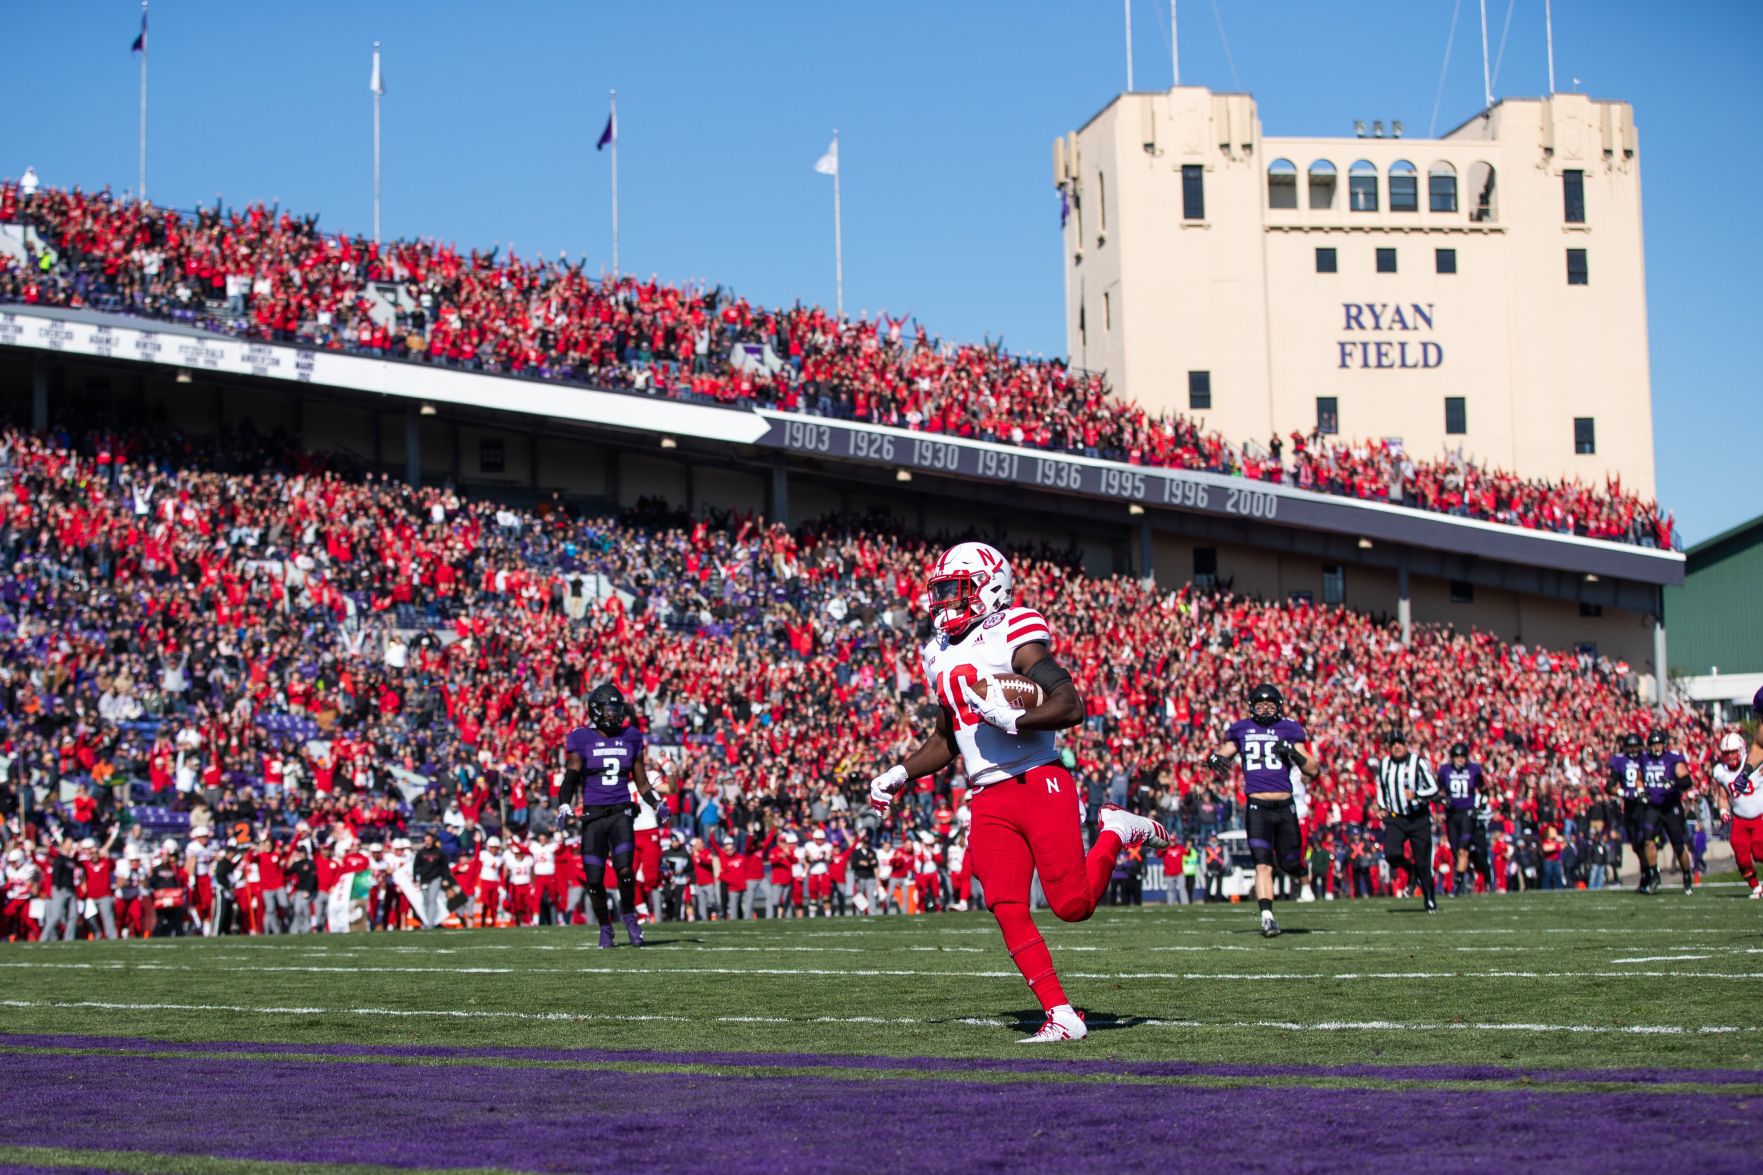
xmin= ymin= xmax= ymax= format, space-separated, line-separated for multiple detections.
xmin=1441 ymin=762 xmax=1483 ymax=810
xmin=1607 ymin=754 xmax=1643 ymax=800
xmin=1225 ymin=717 xmax=1307 ymax=796
xmin=564 ymin=723 xmax=646 ymax=807
xmin=1639 ymin=750 xmax=1687 ymax=807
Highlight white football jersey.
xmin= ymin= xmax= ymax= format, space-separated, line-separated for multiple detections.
xmin=1714 ymin=762 xmax=1763 ymax=820
xmin=920 ymin=606 xmax=1059 ymax=789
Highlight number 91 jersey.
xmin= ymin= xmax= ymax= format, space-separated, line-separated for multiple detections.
xmin=920 ymin=607 xmax=1060 ymax=789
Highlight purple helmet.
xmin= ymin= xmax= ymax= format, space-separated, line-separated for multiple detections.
xmin=1754 ymin=685 xmax=1763 ymax=717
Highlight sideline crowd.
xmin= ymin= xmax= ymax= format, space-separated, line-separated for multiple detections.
xmin=0 ymin=417 xmax=1727 ymax=941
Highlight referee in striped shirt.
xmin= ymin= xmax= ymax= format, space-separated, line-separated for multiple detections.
xmin=1371 ymin=730 xmax=1443 ymax=913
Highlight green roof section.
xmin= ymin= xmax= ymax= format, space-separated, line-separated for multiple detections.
xmin=1663 ymin=512 xmax=1763 ymax=676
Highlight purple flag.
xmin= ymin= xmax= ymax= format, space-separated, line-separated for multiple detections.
xmin=131 ymin=10 xmax=146 ymax=52
xmin=596 ymin=112 xmax=615 ymax=151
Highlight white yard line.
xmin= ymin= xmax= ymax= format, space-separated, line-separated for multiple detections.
xmin=1 ymin=999 xmax=1754 ymax=1038
xmin=3 ymin=960 xmax=1760 ymax=981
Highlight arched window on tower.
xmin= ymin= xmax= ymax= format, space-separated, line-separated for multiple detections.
xmin=1349 ymin=160 xmax=1379 ymax=212
xmin=1307 ymin=160 xmax=1338 ymax=211
xmin=1267 ymin=159 xmax=1298 ymax=210
xmin=1467 ymin=161 xmax=1497 ymax=222
xmin=1428 ymin=161 xmax=1458 ymax=213
xmin=1388 ymin=160 xmax=1418 ymax=212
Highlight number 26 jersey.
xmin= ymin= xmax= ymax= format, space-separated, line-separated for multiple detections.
xmin=920 ymin=606 xmax=1060 ymax=790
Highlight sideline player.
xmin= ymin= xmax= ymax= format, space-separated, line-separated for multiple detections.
xmin=559 ymin=683 xmax=664 ymax=948
xmin=1712 ymin=731 xmax=1762 ymax=899
xmin=1638 ymin=729 xmax=1695 ymax=895
xmin=1439 ymin=743 xmax=1487 ymax=896
xmin=1206 ymin=684 xmax=1321 ymax=937
xmin=1370 ymin=731 xmax=1442 ymax=912
xmin=1607 ymin=733 xmax=1647 ymax=890
xmin=867 ymin=541 xmax=1165 ymax=1044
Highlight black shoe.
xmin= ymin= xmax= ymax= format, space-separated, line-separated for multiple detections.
xmin=1261 ymin=917 xmax=1281 ymax=938
xmin=1425 ymin=900 xmax=1438 ymax=913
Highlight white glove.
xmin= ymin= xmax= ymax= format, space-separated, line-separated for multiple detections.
xmin=868 ymin=765 xmax=908 ymax=813
xmin=557 ymin=804 xmax=573 ymax=820
xmin=961 ymin=677 xmax=1024 ymax=736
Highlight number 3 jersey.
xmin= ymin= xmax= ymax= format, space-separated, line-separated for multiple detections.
xmin=920 ymin=606 xmax=1059 ymax=789
xmin=563 ymin=723 xmax=646 ymax=806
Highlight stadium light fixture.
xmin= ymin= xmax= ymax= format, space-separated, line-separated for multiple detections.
xmin=659 ymin=436 xmax=679 ymax=450
xmin=418 ymin=403 xmax=437 ymax=416
xmin=1584 ymin=573 xmax=1599 ymax=583
xmin=895 ymin=469 xmax=913 ymax=482
xmin=175 ymin=369 xmax=193 ymax=384
xmin=1357 ymin=537 xmax=1374 ymax=549
xmin=1128 ymin=504 xmax=1145 ymax=516
xmin=1354 ymin=120 xmax=1367 ymax=138
xmin=1392 ymin=120 xmax=1405 ymax=138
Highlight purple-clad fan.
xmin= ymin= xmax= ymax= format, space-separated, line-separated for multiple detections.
xmin=1208 ymin=683 xmax=1320 ymax=938
xmin=1636 ymin=729 xmax=1695 ymax=896
xmin=559 ymin=683 xmax=662 ymax=947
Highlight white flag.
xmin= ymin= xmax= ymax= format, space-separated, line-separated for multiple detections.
xmin=813 ymin=138 xmax=838 ymax=176
xmin=370 ymin=46 xmax=384 ymax=96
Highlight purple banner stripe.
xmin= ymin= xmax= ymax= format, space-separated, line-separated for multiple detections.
xmin=0 ymin=1051 xmax=1751 ymax=1173
xmin=0 ymin=1032 xmax=1756 ymax=1088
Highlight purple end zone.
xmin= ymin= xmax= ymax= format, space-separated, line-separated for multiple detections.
xmin=0 ymin=1032 xmax=1758 ymax=1088
xmin=0 ymin=1050 xmax=1754 ymax=1173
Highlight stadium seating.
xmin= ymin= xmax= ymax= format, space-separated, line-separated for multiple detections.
xmin=0 ymin=180 xmax=1674 ymax=550
xmin=0 ymin=421 xmax=1711 ymax=919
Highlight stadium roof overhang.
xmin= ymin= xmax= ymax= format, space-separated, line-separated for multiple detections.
xmin=2 ymin=303 xmax=1682 ymax=611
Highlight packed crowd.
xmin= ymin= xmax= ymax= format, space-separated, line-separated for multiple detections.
xmin=0 ymin=414 xmax=1728 ymax=941
xmin=0 ymin=178 xmax=1673 ymax=549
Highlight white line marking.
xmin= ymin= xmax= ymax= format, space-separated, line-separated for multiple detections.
xmin=1608 ymin=955 xmax=1713 ymax=964
xmin=1 ymin=1000 xmax=1753 ymax=1039
xmin=4 ymin=961 xmax=1760 ymax=981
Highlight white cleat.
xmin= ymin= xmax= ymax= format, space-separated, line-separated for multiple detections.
xmin=1750 ymin=886 xmax=1762 ymax=900
xmin=1017 ymin=1005 xmax=1087 ymax=1044
xmin=1099 ymin=804 xmax=1168 ymax=849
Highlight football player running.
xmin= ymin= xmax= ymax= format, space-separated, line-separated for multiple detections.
xmin=558 ymin=683 xmax=665 ymax=947
xmin=1207 ymin=684 xmax=1322 ymax=937
xmin=868 ymin=542 xmax=1166 ymax=1044
xmin=1712 ymin=731 xmax=1763 ymax=899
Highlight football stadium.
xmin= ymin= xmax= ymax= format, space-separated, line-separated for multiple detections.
xmin=0 ymin=3 xmax=1759 ymax=1172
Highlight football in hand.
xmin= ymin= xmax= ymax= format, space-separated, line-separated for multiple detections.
xmin=969 ymin=672 xmax=1044 ymax=711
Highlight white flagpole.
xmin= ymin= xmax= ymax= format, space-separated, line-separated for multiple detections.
xmin=1170 ymin=0 xmax=1179 ymax=85
xmin=372 ymin=42 xmax=382 ymax=245
xmin=1478 ymin=0 xmax=1493 ymax=109
xmin=831 ymin=128 xmax=842 ymax=318
xmin=610 ymin=89 xmax=620 ymax=278
xmin=1544 ymin=0 xmax=1557 ymax=94
xmin=139 ymin=0 xmax=149 ymax=201
xmin=1124 ymin=0 xmax=1134 ymax=91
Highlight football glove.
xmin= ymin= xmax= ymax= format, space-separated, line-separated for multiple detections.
xmin=868 ymin=764 xmax=908 ymax=813
xmin=1205 ymin=751 xmax=1232 ymax=779
xmin=556 ymin=804 xmax=573 ymax=820
xmin=1271 ymin=740 xmax=1296 ymax=766
xmin=961 ymin=677 xmax=1023 ymax=736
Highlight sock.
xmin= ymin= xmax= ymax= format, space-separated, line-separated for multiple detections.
xmin=587 ymin=888 xmax=612 ymax=926
xmin=994 ymin=901 xmax=1068 ymax=1013
xmin=1257 ymin=899 xmax=1273 ymax=919
xmin=1084 ymin=830 xmax=1124 ymax=903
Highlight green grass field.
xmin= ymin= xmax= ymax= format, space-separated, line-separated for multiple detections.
xmin=1 ymin=889 xmax=1758 ymax=1173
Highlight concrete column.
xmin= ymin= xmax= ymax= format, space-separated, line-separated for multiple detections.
xmin=1138 ymin=517 xmax=1155 ymax=587
xmin=769 ymin=466 xmax=789 ymax=525
xmin=31 ymin=361 xmax=49 ymax=431
xmin=404 ymin=407 xmax=421 ymax=488
xmin=1397 ymin=558 xmax=1412 ymax=648
xmin=1653 ymin=593 xmax=1669 ymax=711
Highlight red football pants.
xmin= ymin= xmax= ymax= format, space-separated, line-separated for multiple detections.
xmin=968 ymin=765 xmax=1124 ymax=1012
xmin=1732 ymin=814 xmax=1761 ymax=885
xmin=507 ymin=882 xmax=536 ymax=924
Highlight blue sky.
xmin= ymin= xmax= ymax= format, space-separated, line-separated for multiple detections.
xmin=5 ymin=1 xmax=1757 ymax=543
